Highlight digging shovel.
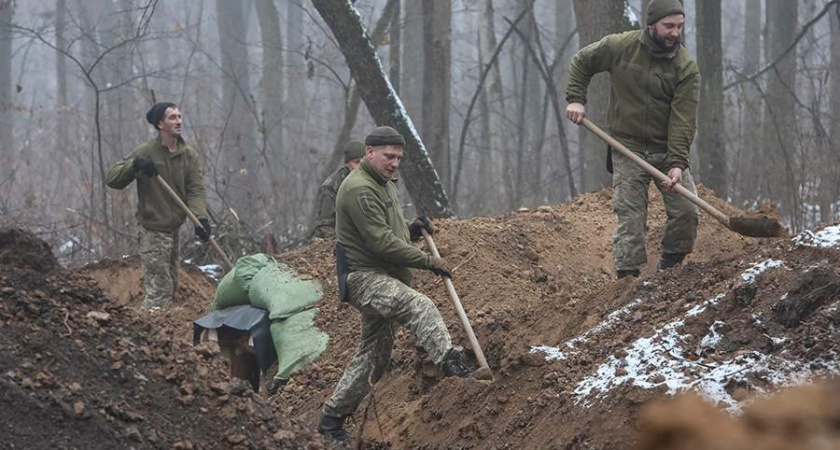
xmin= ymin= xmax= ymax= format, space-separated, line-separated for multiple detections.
xmin=421 ymin=229 xmax=493 ymax=381
xmin=154 ymin=175 xmax=234 ymax=270
xmin=580 ymin=119 xmax=783 ymax=238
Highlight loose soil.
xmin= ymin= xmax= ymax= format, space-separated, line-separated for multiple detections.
xmin=3 ymin=185 xmax=839 ymax=449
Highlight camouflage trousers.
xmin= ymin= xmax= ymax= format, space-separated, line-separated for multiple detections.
xmin=323 ymin=271 xmax=454 ymax=418
xmin=139 ymin=228 xmax=179 ymax=310
xmin=612 ymin=150 xmax=698 ymax=272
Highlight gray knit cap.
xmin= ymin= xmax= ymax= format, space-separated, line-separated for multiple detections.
xmin=343 ymin=140 xmax=366 ymax=162
xmin=365 ymin=126 xmax=405 ymax=147
xmin=647 ymin=0 xmax=684 ymax=26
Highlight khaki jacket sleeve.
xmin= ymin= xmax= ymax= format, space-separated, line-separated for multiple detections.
xmin=346 ymin=186 xmax=429 ymax=269
xmin=184 ymin=150 xmax=208 ymax=219
xmin=566 ymin=34 xmax=621 ymax=105
xmin=105 ymin=154 xmax=137 ymax=189
xmin=666 ymin=64 xmax=700 ymax=170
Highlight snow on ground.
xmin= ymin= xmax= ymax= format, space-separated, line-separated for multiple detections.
xmin=571 ymin=258 xmax=839 ymax=413
xmin=793 ymin=224 xmax=840 ymax=248
xmin=530 ymin=257 xmax=839 ymax=413
xmin=197 ymin=264 xmax=222 ymax=280
xmin=529 ymin=299 xmax=643 ymax=361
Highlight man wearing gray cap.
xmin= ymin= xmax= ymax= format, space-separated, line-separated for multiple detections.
xmin=106 ymin=102 xmax=209 ymax=311
xmin=317 ymin=125 xmax=472 ymax=442
xmin=565 ymin=0 xmax=700 ymax=279
xmin=311 ymin=140 xmax=365 ymax=239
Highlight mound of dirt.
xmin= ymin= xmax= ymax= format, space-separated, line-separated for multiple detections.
xmin=637 ymin=381 xmax=840 ymax=450
xmin=269 ymin=186 xmax=791 ymax=448
xmin=0 ymin=228 xmax=58 ymax=272
xmin=0 ymin=228 xmax=322 ymax=449
xmin=79 ymin=258 xmax=217 ymax=346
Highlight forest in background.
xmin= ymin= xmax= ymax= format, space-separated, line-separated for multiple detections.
xmin=0 ymin=0 xmax=837 ymax=265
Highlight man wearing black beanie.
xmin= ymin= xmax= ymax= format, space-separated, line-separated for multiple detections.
xmin=565 ymin=0 xmax=700 ymax=279
xmin=106 ymin=102 xmax=210 ymax=311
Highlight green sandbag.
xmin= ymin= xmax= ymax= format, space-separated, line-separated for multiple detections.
xmin=211 ymin=253 xmax=273 ymax=310
xmin=248 ymin=262 xmax=323 ymax=320
xmin=271 ymin=308 xmax=329 ymax=380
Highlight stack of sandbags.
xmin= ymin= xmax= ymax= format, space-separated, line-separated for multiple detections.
xmin=212 ymin=253 xmax=328 ymax=381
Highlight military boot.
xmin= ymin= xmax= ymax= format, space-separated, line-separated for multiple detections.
xmin=657 ymin=253 xmax=687 ymax=271
xmin=318 ymin=414 xmax=349 ymax=443
xmin=265 ymin=377 xmax=287 ymax=395
xmin=440 ymin=348 xmax=472 ymax=378
xmin=616 ymin=269 xmax=640 ymax=279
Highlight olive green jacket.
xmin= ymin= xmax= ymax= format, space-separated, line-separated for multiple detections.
xmin=106 ymin=136 xmax=208 ymax=232
xmin=335 ymin=158 xmax=430 ymax=285
xmin=566 ymin=29 xmax=700 ymax=170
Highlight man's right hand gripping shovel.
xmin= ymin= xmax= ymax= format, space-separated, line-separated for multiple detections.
xmin=421 ymin=228 xmax=494 ymax=381
xmin=153 ymin=175 xmax=234 ymax=271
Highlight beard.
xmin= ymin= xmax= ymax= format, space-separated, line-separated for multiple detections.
xmin=650 ymin=29 xmax=681 ymax=49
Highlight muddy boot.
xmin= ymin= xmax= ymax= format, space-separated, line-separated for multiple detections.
xmin=657 ymin=253 xmax=687 ymax=271
xmin=318 ymin=414 xmax=349 ymax=443
xmin=440 ymin=348 xmax=472 ymax=378
xmin=265 ymin=377 xmax=287 ymax=395
xmin=616 ymin=269 xmax=640 ymax=279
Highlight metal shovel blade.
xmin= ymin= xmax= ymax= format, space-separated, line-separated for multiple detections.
xmin=729 ymin=215 xmax=784 ymax=238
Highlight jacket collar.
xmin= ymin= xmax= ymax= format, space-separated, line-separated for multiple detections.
xmin=155 ymin=134 xmax=186 ymax=156
xmin=640 ymin=28 xmax=680 ymax=59
xmin=360 ymin=158 xmax=398 ymax=186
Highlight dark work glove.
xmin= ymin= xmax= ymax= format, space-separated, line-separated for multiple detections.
xmin=427 ymin=256 xmax=452 ymax=279
xmin=132 ymin=158 xmax=158 ymax=177
xmin=195 ymin=218 xmax=211 ymax=242
xmin=408 ymin=215 xmax=434 ymax=241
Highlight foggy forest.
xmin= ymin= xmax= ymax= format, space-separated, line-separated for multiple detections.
xmin=0 ymin=0 xmax=836 ymax=266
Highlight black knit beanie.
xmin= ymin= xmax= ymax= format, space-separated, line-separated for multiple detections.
xmin=146 ymin=102 xmax=177 ymax=129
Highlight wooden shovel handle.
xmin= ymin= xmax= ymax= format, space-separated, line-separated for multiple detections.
xmin=581 ymin=118 xmax=731 ymax=227
xmin=154 ymin=176 xmax=234 ymax=270
xmin=421 ymin=228 xmax=491 ymax=374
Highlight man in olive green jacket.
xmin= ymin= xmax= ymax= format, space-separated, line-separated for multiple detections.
xmin=106 ymin=102 xmax=210 ymax=310
xmin=310 ymin=140 xmax=365 ymax=239
xmin=318 ymin=126 xmax=472 ymax=442
xmin=566 ymin=0 xmax=700 ymax=278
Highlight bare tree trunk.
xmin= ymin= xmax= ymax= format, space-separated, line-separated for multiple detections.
xmin=736 ymin=0 xmax=762 ymax=206
xmin=55 ymin=0 xmax=69 ymax=147
xmin=696 ymin=0 xmax=727 ymax=197
xmin=827 ymin=4 xmax=840 ymax=221
xmin=571 ymin=0 xmax=630 ymax=193
xmin=762 ymin=0 xmax=799 ymax=228
xmin=402 ymin=1 xmax=424 ymax=135
xmin=217 ymin=0 xmax=260 ymax=221
xmin=286 ymin=0 xmax=306 ymax=154
xmin=0 ymin=0 xmax=13 ymax=210
xmin=478 ymin=0 xmax=513 ymax=210
xmin=554 ymin=0 xmax=575 ymax=203
xmin=389 ymin=0 xmax=401 ymax=94
xmin=426 ymin=0 xmax=451 ymax=191
xmin=311 ymin=0 xmax=452 ymax=217
xmin=255 ymin=0 xmax=286 ymax=214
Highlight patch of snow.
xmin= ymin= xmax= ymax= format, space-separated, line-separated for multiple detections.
xmin=529 ymin=345 xmax=567 ymax=361
xmin=699 ymin=321 xmax=725 ymax=350
xmin=198 ymin=264 xmax=222 ymax=280
xmin=574 ymin=260 xmax=837 ymax=414
xmin=530 ymin=299 xmax=643 ymax=361
xmin=740 ymin=259 xmax=784 ymax=284
xmin=793 ymin=224 xmax=840 ymax=248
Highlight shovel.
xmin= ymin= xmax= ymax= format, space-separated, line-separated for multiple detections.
xmin=421 ymin=229 xmax=493 ymax=381
xmin=154 ymin=175 xmax=234 ymax=270
xmin=581 ymin=119 xmax=783 ymax=238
